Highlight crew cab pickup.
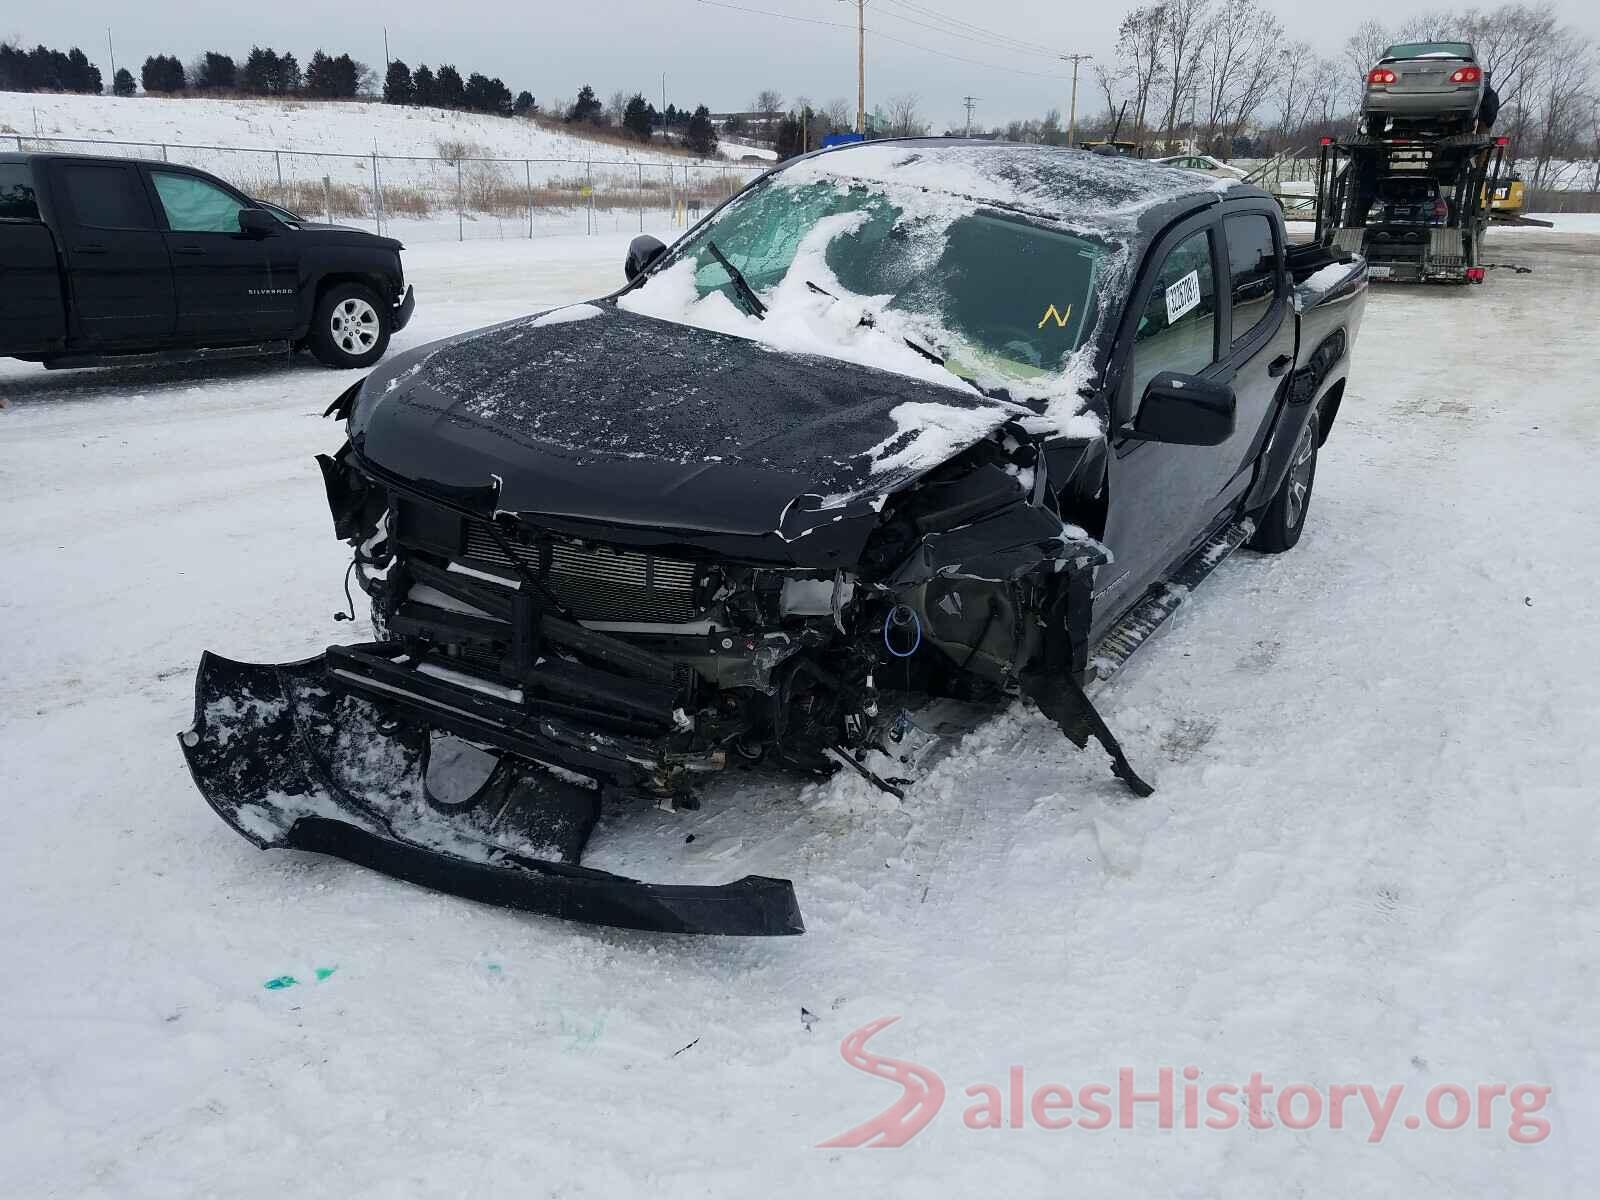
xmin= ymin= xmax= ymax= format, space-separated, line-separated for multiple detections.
xmin=0 ymin=152 xmax=414 ymax=370
xmin=182 ymin=141 xmax=1369 ymax=936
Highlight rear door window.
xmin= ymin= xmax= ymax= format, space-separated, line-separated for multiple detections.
xmin=151 ymin=171 xmax=245 ymax=233
xmin=1130 ymin=228 xmax=1218 ymax=408
xmin=59 ymin=162 xmax=157 ymax=229
xmin=0 ymin=164 xmax=40 ymax=220
xmin=1224 ymin=213 xmax=1282 ymax=347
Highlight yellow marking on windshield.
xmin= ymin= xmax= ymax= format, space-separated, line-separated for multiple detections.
xmin=1038 ymin=303 xmax=1073 ymax=329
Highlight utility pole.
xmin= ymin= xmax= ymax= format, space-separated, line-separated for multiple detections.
xmin=383 ymin=27 xmax=391 ymax=84
xmin=856 ymin=0 xmax=866 ymax=134
xmin=1060 ymin=53 xmax=1091 ymax=146
xmin=963 ymin=96 xmax=978 ymax=137
xmin=106 ymin=28 xmax=116 ymax=86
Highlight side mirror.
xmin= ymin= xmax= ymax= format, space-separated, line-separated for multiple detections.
xmin=239 ymin=208 xmax=277 ymax=237
xmin=1128 ymin=372 xmax=1236 ymax=446
xmin=625 ymin=234 xmax=668 ymax=282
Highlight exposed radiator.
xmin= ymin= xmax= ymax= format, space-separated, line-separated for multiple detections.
xmin=461 ymin=525 xmax=701 ymax=623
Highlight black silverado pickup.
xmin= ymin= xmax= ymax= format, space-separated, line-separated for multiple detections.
xmin=181 ymin=141 xmax=1366 ymax=936
xmin=0 ymin=152 xmax=413 ymax=370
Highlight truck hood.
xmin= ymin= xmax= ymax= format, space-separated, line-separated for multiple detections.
xmin=350 ymin=304 xmax=1021 ymax=544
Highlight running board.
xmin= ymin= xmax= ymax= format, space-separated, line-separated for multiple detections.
xmin=1088 ymin=520 xmax=1254 ymax=687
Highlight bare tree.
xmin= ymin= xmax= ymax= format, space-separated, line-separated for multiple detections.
xmin=1343 ymin=19 xmax=1391 ymax=79
xmin=752 ymin=88 xmax=784 ymax=115
xmin=1158 ymin=0 xmax=1215 ymax=150
xmin=606 ymin=89 xmax=628 ymax=125
xmin=1094 ymin=62 xmax=1123 ymax=128
xmin=1524 ymin=33 xmax=1597 ymax=188
xmin=821 ymin=97 xmax=853 ymax=132
xmin=1199 ymin=0 xmax=1282 ymax=152
xmin=1116 ymin=5 xmax=1168 ymax=139
xmin=885 ymin=93 xmax=930 ymax=137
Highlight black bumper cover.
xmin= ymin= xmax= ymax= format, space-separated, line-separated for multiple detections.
xmin=178 ymin=651 xmax=803 ymax=936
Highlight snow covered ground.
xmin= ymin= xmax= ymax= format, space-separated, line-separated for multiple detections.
xmin=2 ymin=228 xmax=1597 ymax=1197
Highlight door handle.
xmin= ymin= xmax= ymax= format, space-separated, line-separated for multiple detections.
xmin=77 ymin=241 xmax=107 ymax=254
xmin=173 ymin=244 xmax=205 ymax=256
xmin=1268 ymin=354 xmax=1293 ymax=378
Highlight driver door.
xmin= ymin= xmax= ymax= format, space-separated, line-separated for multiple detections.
xmin=145 ymin=167 xmax=299 ymax=339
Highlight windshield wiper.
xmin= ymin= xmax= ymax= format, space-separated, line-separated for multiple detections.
xmin=706 ymin=241 xmax=767 ymax=320
xmin=805 ymin=279 xmax=945 ymax=365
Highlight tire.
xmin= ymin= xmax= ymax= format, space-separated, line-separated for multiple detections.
xmin=1249 ymin=416 xmax=1319 ymax=554
xmin=1364 ymin=113 xmax=1387 ymax=139
xmin=308 ymin=282 xmax=391 ymax=369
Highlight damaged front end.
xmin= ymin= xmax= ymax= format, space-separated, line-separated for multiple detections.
xmin=182 ymin=337 xmax=1147 ymax=936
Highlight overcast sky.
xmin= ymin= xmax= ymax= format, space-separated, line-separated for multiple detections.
xmin=11 ymin=0 xmax=1600 ymax=130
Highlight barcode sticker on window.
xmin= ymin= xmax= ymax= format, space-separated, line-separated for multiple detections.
xmin=1165 ymin=270 xmax=1202 ymax=324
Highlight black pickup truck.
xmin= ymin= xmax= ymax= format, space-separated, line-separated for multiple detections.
xmin=0 ymin=152 xmax=413 ymax=370
xmin=181 ymin=140 xmax=1366 ymax=936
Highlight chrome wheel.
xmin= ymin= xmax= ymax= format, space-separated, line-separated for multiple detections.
xmin=329 ymin=297 xmax=380 ymax=355
xmin=1286 ymin=421 xmax=1316 ymax=530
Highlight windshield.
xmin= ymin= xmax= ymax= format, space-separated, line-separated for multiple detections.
xmin=1381 ymin=42 xmax=1474 ymax=61
xmin=628 ymin=176 xmax=1110 ymax=395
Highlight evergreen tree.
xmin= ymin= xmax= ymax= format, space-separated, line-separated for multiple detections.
xmin=434 ymin=64 xmax=465 ymax=107
xmin=412 ymin=64 xmax=436 ymax=106
xmin=513 ymin=90 xmax=536 ymax=116
xmin=567 ymin=84 xmax=603 ymax=124
xmin=141 ymin=54 xmax=185 ymax=93
xmin=113 ymin=67 xmax=136 ymax=96
xmin=305 ymin=51 xmax=360 ymax=99
xmin=383 ymin=59 xmax=414 ymax=105
xmin=195 ymin=52 xmax=236 ymax=92
xmin=463 ymin=72 xmax=513 ymax=115
xmin=623 ymin=94 xmax=653 ymax=141
xmin=686 ymin=104 xmax=718 ymax=156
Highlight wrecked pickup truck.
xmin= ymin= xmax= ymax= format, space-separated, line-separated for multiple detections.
xmin=180 ymin=141 xmax=1366 ymax=936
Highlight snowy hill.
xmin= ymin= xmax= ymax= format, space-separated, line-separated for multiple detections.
xmin=0 ymin=90 xmax=743 ymax=165
xmin=0 ymin=92 xmax=766 ymax=242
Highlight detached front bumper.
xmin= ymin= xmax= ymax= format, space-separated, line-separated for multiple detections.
xmin=178 ymin=651 xmax=804 ymax=936
xmin=392 ymin=284 xmax=416 ymax=332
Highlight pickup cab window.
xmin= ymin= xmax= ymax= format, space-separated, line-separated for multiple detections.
xmin=1130 ymin=228 xmax=1218 ymax=407
xmin=0 ymin=164 xmax=40 ymax=221
xmin=152 ymin=171 xmax=245 ymax=233
xmin=60 ymin=162 xmax=157 ymax=229
xmin=1224 ymin=213 xmax=1282 ymax=346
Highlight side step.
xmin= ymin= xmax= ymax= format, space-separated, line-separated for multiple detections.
xmin=1088 ymin=520 xmax=1254 ymax=687
xmin=42 ymin=340 xmax=294 ymax=371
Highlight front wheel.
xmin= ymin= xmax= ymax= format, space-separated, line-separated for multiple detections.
xmin=308 ymin=283 xmax=391 ymax=368
xmin=1249 ymin=417 xmax=1319 ymax=554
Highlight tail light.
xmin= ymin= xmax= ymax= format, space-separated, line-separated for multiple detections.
xmin=1466 ymin=267 xmax=1486 ymax=283
xmin=1369 ymin=68 xmax=1398 ymax=85
xmin=1450 ymin=66 xmax=1482 ymax=83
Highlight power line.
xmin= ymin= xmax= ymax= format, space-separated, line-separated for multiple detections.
xmin=693 ymin=0 xmax=1072 ymax=81
xmin=872 ymin=0 xmax=1065 ymax=61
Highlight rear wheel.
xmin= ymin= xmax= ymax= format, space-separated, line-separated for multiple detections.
xmin=308 ymin=283 xmax=391 ymax=368
xmin=1249 ymin=417 xmax=1319 ymax=554
xmin=1364 ymin=112 xmax=1387 ymax=138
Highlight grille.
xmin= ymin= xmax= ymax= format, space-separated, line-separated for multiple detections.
xmin=461 ymin=525 xmax=701 ymax=623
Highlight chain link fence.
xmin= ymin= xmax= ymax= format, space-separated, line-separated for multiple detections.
xmin=11 ymin=134 xmax=768 ymax=242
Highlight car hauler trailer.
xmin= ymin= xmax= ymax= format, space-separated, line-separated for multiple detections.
xmin=1313 ymin=132 xmax=1510 ymax=284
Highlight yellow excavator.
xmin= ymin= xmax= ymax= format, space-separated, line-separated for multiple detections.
xmin=1486 ymin=173 xmax=1526 ymax=219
